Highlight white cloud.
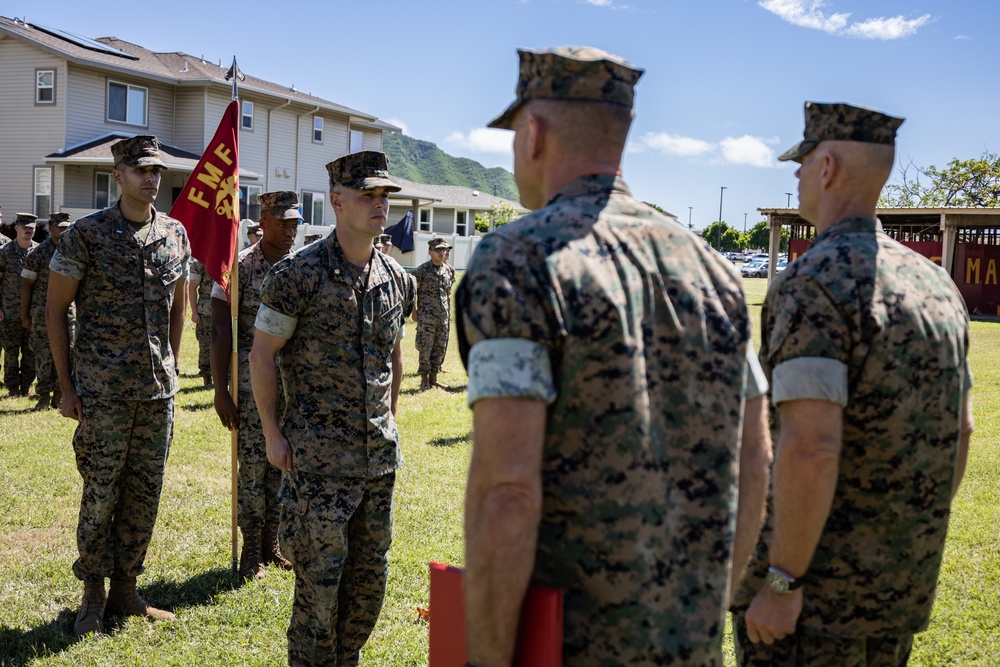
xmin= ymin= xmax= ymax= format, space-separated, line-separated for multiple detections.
xmin=955 ymin=34 xmax=970 ymax=41
xmin=384 ymin=117 xmax=409 ymax=135
xmin=759 ymin=0 xmax=931 ymax=40
xmin=719 ymin=135 xmax=779 ymax=168
xmin=581 ymin=0 xmax=613 ymax=5
xmin=635 ymin=132 xmax=714 ymax=157
xmin=845 ymin=14 xmax=930 ymax=40
xmin=632 ymin=132 xmax=782 ymax=168
xmin=444 ymin=128 xmax=513 ymax=155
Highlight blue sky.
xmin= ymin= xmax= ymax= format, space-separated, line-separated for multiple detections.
xmin=19 ymin=0 xmax=999 ymax=230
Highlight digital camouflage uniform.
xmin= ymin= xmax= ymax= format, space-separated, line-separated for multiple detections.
xmin=189 ymin=258 xmax=215 ymax=381
xmin=457 ymin=173 xmax=751 ymax=666
xmin=413 ymin=257 xmax=455 ymax=375
xmin=256 ymin=228 xmax=412 ymax=666
xmin=731 ymin=217 xmax=972 ymax=664
xmin=211 ymin=243 xmax=283 ymax=531
xmin=51 ymin=202 xmax=190 ymax=582
xmin=22 ymin=235 xmax=76 ymax=394
xmin=0 ymin=234 xmax=38 ymax=394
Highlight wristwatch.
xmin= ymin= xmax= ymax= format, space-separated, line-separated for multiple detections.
xmin=766 ymin=566 xmax=805 ymax=594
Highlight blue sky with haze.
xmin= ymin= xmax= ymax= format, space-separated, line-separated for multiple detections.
xmin=18 ymin=0 xmax=998 ymax=230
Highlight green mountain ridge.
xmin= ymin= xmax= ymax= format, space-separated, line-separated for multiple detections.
xmin=383 ymin=132 xmax=520 ymax=202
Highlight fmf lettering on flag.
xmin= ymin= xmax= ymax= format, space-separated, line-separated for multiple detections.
xmin=169 ymin=100 xmax=241 ymax=293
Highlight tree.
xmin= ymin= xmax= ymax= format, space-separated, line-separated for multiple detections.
xmin=474 ymin=201 xmax=523 ymax=233
xmin=702 ymin=221 xmax=741 ymax=252
xmin=880 ymin=150 xmax=1000 ymax=208
xmin=742 ymin=220 xmax=789 ymax=253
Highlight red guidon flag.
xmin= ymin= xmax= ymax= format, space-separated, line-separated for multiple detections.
xmin=169 ymin=100 xmax=240 ymax=293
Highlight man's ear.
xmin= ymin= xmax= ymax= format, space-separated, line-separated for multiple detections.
xmin=329 ymin=191 xmax=342 ymax=214
xmin=526 ymin=112 xmax=546 ymax=161
xmin=819 ymin=151 xmax=837 ymax=189
xmin=112 ymin=167 xmax=123 ymax=187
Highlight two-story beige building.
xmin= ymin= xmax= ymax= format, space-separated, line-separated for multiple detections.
xmin=0 ymin=16 xmax=397 ymax=227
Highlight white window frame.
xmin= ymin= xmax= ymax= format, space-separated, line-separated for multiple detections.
xmin=34 ymin=167 xmax=53 ymax=219
xmin=313 ymin=116 xmax=324 ymax=144
xmin=239 ymin=184 xmax=263 ymax=221
xmin=241 ymin=100 xmax=254 ymax=131
xmin=36 ymin=69 xmax=55 ymax=105
xmin=349 ymin=130 xmax=363 ymax=153
xmin=418 ymin=208 xmax=431 ymax=232
xmin=107 ymin=80 xmax=148 ymax=126
xmin=94 ymin=171 xmax=119 ymax=209
xmin=455 ymin=209 xmax=469 ymax=236
xmin=302 ymin=191 xmax=325 ymax=225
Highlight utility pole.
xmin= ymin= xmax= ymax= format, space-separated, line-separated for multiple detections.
xmin=687 ymin=206 xmax=693 ymax=229
xmin=717 ymin=186 xmax=727 ymax=250
xmin=744 ymin=212 xmax=748 ymax=233
xmin=785 ymin=192 xmax=793 ymax=207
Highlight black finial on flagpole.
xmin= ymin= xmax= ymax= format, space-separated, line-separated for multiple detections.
xmin=225 ymin=57 xmax=245 ymax=101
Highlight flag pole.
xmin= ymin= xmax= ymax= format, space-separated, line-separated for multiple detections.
xmin=226 ymin=56 xmax=244 ymax=576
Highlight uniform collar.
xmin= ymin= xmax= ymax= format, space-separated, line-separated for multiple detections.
xmin=109 ymin=201 xmax=167 ymax=245
xmin=546 ymin=173 xmax=631 ymax=207
xmin=326 ymin=231 xmax=391 ymax=289
xmin=815 ymin=216 xmax=883 ymax=244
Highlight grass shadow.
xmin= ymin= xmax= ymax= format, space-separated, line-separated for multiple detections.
xmin=428 ymin=434 xmax=469 ymax=448
xmin=177 ymin=384 xmax=211 ymax=395
xmin=0 ymin=405 xmax=37 ymax=416
xmin=179 ymin=401 xmax=213 ymax=412
xmin=0 ymin=568 xmax=241 ymax=664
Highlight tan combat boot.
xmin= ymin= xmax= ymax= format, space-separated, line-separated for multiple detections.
xmin=105 ymin=577 xmax=174 ymax=621
xmin=261 ymin=522 xmax=292 ymax=570
xmin=73 ymin=579 xmax=107 ymax=637
xmin=238 ymin=527 xmax=265 ymax=580
xmin=430 ymin=373 xmax=450 ymax=390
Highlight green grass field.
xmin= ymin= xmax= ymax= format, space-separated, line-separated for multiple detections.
xmin=0 ymin=277 xmax=997 ymax=665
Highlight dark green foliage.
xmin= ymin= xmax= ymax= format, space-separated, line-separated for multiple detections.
xmin=383 ymin=133 xmax=519 ymax=201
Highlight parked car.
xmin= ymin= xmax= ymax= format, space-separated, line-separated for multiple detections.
xmin=775 ymin=257 xmax=789 ymax=273
xmin=740 ymin=261 xmax=768 ymax=278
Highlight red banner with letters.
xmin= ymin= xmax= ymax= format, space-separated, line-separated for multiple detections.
xmin=169 ymin=100 xmax=240 ymax=293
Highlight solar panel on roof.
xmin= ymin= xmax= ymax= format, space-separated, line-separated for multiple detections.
xmin=31 ymin=24 xmax=139 ymax=60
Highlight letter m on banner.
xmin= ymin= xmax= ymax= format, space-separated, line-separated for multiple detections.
xmin=169 ymin=100 xmax=240 ymax=294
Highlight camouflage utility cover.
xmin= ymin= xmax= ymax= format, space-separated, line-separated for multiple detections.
xmin=732 ymin=217 xmax=971 ymax=637
xmin=413 ymin=260 xmax=455 ymax=325
xmin=258 ymin=190 xmax=303 ymax=220
xmin=50 ymin=205 xmax=190 ymax=399
xmin=325 ymin=151 xmax=401 ymax=193
xmin=257 ymin=233 xmax=413 ymax=478
xmin=779 ymin=101 xmax=905 ymax=163
xmin=111 ymin=135 xmax=167 ymax=169
xmin=457 ymin=174 xmax=751 ymax=664
xmin=488 ymin=46 xmax=644 ymax=130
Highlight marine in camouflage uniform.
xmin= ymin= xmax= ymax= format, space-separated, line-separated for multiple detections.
xmin=21 ymin=212 xmax=76 ymax=409
xmin=49 ymin=135 xmax=188 ymax=636
xmin=188 ymin=258 xmax=215 ymax=387
xmin=251 ymin=152 xmax=413 ymax=666
xmin=0 ymin=213 xmax=39 ymax=396
xmin=458 ymin=47 xmax=767 ymax=666
xmin=211 ymin=191 xmax=299 ymax=580
xmin=412 ymin=237 xmax=455 ymax=390
xmin=730 ymin=103 xmax=974 ymax=666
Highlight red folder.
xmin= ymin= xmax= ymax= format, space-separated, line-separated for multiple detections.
xmin=428 ymin=562 xmax=563 ymax=667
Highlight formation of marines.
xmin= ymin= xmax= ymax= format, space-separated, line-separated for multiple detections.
xmin=3 ymin=43 xmax=976 ymax=667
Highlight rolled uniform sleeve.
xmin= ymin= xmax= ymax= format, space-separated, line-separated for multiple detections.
xmin=21 ymin=267 xmax=38 ymax=281
xmin=762 ymin=276 xmax=850 ymax=406
xmin=254 ymin=260 xmax=307 ymax=340
xmin=457 ymin=233 xmax=560 ymax=407
xmin=744 ymin=341 xmax=768 ymax=401
xmin=211 ymin=280 xmax=227 ymax=302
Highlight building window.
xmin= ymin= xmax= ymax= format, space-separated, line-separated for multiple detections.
xmin=36 ymin=69 xmax=55 ymax=104
xmin=239 ymin=184 xmax=262 ymax=221
xmin=456 ymin=210 xmax=468 ymax=236
xmin=108 ymin=81 xmax=147 ymax=126
xmin=313 ymin=116 xmax=323 ymax=143
xmin=34 ymin=167 xmax=52 ymax=219
xmin=95 ymin=172 xmax=119 ymax=209
xmin=350 ymin=130 xmax=363 ymax=153
xmin=302 ymin=191 xmax=324 ymax=225
xmin=241 ymin=100 xmax=254 ymax=130
xmin=418 ymin=209 xmax=431 ymax=232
